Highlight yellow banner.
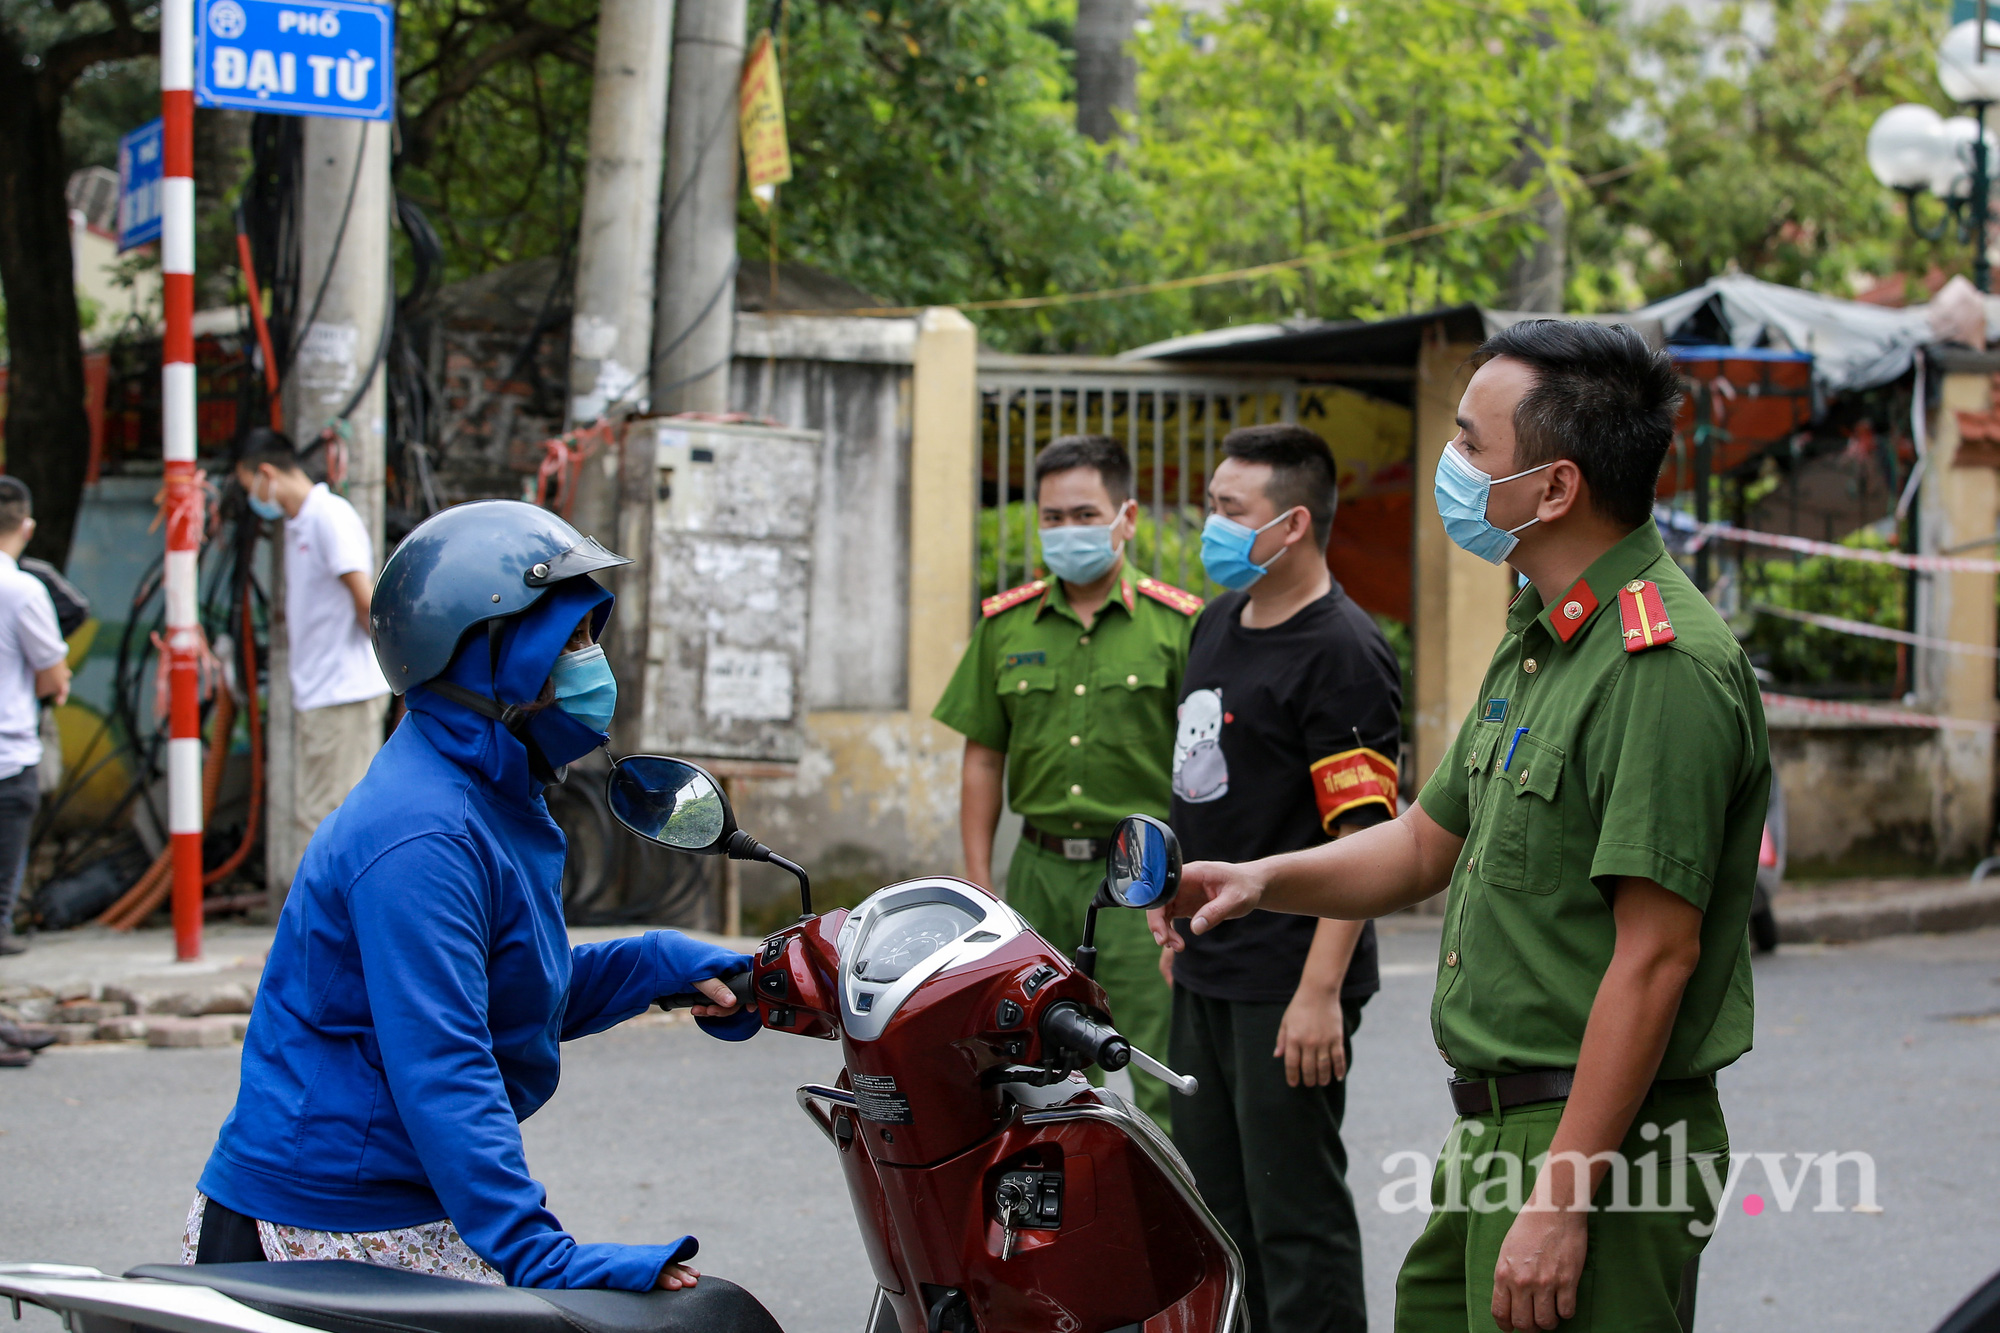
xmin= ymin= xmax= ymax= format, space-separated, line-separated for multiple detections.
xmin=739 ymin=30 xmax=792 ymax=202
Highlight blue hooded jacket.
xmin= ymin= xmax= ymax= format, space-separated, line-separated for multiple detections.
xmin=199 ymin=577 xmax=752 ymax=1291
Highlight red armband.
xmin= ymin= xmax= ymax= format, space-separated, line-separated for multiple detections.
xmin=1310 ymin=747 xmax=1398 ymax=831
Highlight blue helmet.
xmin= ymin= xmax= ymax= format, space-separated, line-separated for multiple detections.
xmin=371 ymin=500 xmax=632 ymax=693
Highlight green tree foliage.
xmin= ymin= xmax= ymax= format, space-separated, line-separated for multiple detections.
xmin=394 ymin=0 xmax=597 ymax=283
xmin=1124 ymin=0 xmax=1603 ymax=331
xmin=1572 ymin=0 xmax=1960 ymax=307
xmin=756 ymin=0 xmax=1159 ymax=352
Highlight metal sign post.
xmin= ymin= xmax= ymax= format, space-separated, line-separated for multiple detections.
xmin=161 ymin=0 xmax=203 ymax=962
xmin=150 ymin=0 xmax=392 ymax=959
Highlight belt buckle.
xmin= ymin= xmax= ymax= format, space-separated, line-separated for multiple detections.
xmin=1061 ymin=837 xmax=1095 ymax=861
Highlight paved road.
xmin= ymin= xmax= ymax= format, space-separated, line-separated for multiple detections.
xmin=4 ymin=923 xmax=1997 ymax=1332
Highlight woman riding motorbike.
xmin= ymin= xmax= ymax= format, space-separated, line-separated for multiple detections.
xmin=184 ymin=501 xmax=754 ymax=1292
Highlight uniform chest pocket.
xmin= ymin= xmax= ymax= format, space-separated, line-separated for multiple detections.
xmin=1096 ymin=660 xmax=1168 ymax=740
xmin=1465 ymin=723 xmax=1502 ymax=777
xmin=1476 ymin=734 xmax=1565 ymax=895
xmin=999 ymin=664 xmax=1057 ymax=706
xmin=1091 ymin=659 xmax=1170 ymax=693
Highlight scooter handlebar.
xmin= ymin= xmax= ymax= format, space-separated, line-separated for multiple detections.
xmin=1042 ymin=1002 xmax=1131 ymax=1072
xmin=657 ymin=967 xmax=755 ymax=1012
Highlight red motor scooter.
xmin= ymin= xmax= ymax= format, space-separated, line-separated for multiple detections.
xmin=620 ymin=754 xmax=1244 ymax=1333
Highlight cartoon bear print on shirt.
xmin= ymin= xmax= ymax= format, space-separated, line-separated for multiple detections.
xmin=1173 ymin=688 xmax=1228 ymax=803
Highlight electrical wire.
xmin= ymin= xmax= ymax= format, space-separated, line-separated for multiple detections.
xmin=282 ymin=128 xmax=369 ymax=385
xmin=636 ymin=254 xmax=741 ymax=408
xmin=385 ymin=193 xmax=447 ymax=528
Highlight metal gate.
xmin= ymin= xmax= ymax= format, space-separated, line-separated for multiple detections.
xmin=976 ymin=357 xmax=1301 ymax=602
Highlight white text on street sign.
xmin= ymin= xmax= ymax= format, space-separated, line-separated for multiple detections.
xmin=195 ymin=0 xmax=394 ymax=121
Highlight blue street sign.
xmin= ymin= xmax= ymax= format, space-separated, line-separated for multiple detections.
xmin=117 ymin=118 xmax=164 ymax=252
xmin=195 ymin=0 xmax=394 ymax=121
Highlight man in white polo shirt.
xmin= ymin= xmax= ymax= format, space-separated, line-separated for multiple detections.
xmin=0 ymin=478 xmax=72 ymax=956
xmin=233 ymin=430 xmax=390 ymax=882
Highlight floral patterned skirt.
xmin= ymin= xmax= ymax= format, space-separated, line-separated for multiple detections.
xmin=181 ymin=1193 xmax=504 ymax=1285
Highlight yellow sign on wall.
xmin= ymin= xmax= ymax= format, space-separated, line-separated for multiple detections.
xmin=739 ymin=29 xmax=792 ymax=206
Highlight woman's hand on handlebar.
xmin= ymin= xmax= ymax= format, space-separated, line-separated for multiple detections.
xmin=688 ymin=975 xmax=741 ymax=1019
xmin=656 ymin=1262 xmax=700 ymax=1291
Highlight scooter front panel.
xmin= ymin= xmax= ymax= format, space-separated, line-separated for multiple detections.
xmin=839 ymin=930 xmax=1069 ymax=1165
xmin=861 ymin=1091 xmax=1239 ymax=1333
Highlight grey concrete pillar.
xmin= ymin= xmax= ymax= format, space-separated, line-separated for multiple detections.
xmin=651 ymin=0 xmax=745 ymax=417
xmin=270 ymin=116 xmax=390 ymax=903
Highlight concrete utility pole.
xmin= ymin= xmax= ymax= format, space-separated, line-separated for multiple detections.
xmin=566 ymin=0 xmax=675 ymax=553
xmin=1075 ymin=0 xmax=1138 ymax=144
xmin=651 ymin=0 xmax=745 ymax=419
xmin=268 ymin=116 xmax=391 ymax=903
xmin=615 ymin=0 xmax=742 ymax=756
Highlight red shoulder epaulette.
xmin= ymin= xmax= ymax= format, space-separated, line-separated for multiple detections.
xmin=1135 ymin=576 xmax=1203 ymax=616
xmin=982 ymin=579 xmax=1047 ymax=619
xmin=1616 ymin=579 xmax=1675 ymax=653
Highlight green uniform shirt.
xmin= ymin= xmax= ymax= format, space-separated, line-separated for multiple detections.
xmin=1416 ymin=521 xmax=1769 ymax=1081
xmin=932 ymin=562 xmax=1199 ymax=838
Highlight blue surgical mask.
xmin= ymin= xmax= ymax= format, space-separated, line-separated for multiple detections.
xmin=247 ymin=477 xmax=284 ymax=522
xmin=1039 ymin=523 xmax=1122 ymax=585
xmin=1433 ymin=445 xmax=1551 ymax=565
xmin=1200 ymin=508 xmax=1298 ymax=591
xmin=547 ymin=643 xmax=616 ymax=734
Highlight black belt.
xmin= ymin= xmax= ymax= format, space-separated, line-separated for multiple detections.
xmin=1449 ymin=1069 xmax=1715 ymax=1117
xmin=1023 ymin=826 xmax=1109 ymax=861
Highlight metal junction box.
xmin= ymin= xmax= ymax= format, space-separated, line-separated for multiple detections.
xmin=642 ymin=419 xmax=822 ymax=762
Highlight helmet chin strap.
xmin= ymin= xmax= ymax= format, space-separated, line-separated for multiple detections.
xmin=420 ymin=678 xmax=570 ymax=784
xmin=423 ymin=623 xmax=571 ymax=784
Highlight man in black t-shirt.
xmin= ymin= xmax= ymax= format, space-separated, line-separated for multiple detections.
xmin=1170 ymin=425 xmax=1401 ymax=1333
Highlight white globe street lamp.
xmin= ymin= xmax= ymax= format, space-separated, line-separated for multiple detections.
xmin=1939 ymin=19 xmax=2000 ymax=102
xmin=1867 ymin=103 xmax=1950 ymax=191
xmin=1869 ymin=18 xmax=2000 ymax=290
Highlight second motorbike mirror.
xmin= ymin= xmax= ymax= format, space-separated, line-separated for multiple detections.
xmin=1106 ymin=813 xmax=1181 ymax=909
xmin=606 ymin=755 xmax=736 ymax=854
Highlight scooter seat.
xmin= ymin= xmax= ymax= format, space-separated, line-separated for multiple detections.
xmin=126 ymin=1261 xmax=783 ymax=1333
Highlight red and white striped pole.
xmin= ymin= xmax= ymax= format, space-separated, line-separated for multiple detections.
xmin=161 ymin=0 xmax=202 ymax=962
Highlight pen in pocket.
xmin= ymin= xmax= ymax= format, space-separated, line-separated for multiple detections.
xmin=1503 ymin=726 xmax=1528 ymax=772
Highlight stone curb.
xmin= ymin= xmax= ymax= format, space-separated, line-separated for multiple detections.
xmin=1774 ymin=879 xmax=2000 ymax=944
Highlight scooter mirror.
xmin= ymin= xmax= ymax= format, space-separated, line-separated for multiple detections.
xmin=606 ymin=755 xmax=736 ymax=854
xmin=1106 ymin=813 xmax=1181 ymax=909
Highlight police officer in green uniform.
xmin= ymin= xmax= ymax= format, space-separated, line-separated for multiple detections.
xmin=934 ymin=435 xmax=1201 ymax=1125
xmin=1149 ymin=322 xmax=1770 ymax=1332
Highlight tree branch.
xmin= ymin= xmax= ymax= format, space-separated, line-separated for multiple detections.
xmin=400 ymin=18 xmax=578 ymax=169
xmin=42 ymin=20 xmax=156 ymax=100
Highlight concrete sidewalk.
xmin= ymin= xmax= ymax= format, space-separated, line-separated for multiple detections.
xmin=1774 ymin=875 xmax=2000 ymax=943
xmin=0 ymin=922 xmax=757 ymax=1050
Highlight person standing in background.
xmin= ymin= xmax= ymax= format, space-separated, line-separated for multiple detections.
xmin=0 ymin=478 xmax=73 ymax=960
xmin=932 ymin=435 xmax=1200 ymax=1125
xmin=1168 ymin=425 xmax=1399 ymax=1333
xmin=232 ymin=429 xmax=390 ymax=880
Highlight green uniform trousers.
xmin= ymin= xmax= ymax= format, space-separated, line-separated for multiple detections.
xmin=1395 ymin=1078 xmax=1726 ymax=1333
xmin=1171 ymin=988 xmax=1368 ymax=1333
xmin=1005 ymin=838 xmax=1174 ymax=1125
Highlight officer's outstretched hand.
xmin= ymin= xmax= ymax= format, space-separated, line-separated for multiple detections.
xmin=1147 ymin=860 xmax=1266 ymax=951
